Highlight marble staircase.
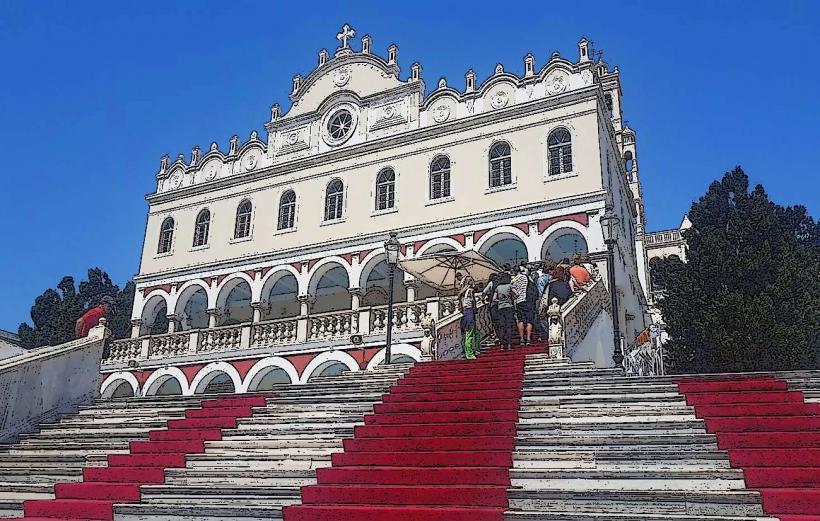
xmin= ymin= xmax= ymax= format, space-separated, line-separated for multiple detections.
xmin=3 ymin=350 xmax=818 ymax=519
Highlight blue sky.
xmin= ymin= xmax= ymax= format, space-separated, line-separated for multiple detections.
xmin=1 ymin=1 xmax=818 ymax=331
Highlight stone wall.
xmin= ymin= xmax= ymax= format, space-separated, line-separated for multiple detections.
xmin=0 ymin=322 xmax=108 ymax=443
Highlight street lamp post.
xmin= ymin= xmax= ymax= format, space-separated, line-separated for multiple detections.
xmin=383 ymin=232 xmax=401 ymax=365
xmin=600 ymin=205 xmax=624 ymax=367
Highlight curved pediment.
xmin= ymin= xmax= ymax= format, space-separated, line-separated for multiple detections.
xmin=286 ymin=55 xmax=403 ymax=118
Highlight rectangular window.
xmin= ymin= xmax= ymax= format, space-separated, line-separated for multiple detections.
xmin=235 ymin=215 xmax=251 ymax=238
xmin=278 ymin=205 xmax=294 ymax=230
xmin=377 ymin=184 xmax=395 ymax=210
xmin=325 ymin=195 xmax=343 ymax=221
xmin=561 ymin=145 xmax=573 ymax=173
xmin=490 ymin=158 xmax=511 ymax=188
xmin=549 ymin=149 xmax=561 ymax=175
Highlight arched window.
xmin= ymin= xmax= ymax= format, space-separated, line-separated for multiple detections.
xmin=430 ymin=156 xmax=451 ymax=200
xmin=489 ymin=142 xmax=512 ymax=188
xmin=605 ymin=93 xmax=613 ymax=117
xmin=193 ymin=209 xmax=210 ymax=247
xmin=375 ymin=168 xmax=395 ymax=211
xmin=234 ymin=200 xmax=252 ymax=239
xmin=157 ymin=217 xmax=174 ymax=254
xmin=325 ymin=179 xmax=344 ymax=221
xmin=548 ymin=128 xmax=573 ymax=176
xmin=278 ymin=190 xmax=296 ymax=230
xmin=624 ymin=150 xmax=634 ymax=172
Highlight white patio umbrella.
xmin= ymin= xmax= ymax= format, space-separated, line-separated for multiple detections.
xmin=398 ymin=250 xmax=503 ymax=291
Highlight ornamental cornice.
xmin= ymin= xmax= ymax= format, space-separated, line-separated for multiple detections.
xmin=147 ymin=86 xmax=599 ymax=205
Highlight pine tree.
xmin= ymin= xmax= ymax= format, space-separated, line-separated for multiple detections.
xmin=17 ymin=268 xmax=135 ymax=348
xmin=656 ymin=166 xmax=820 ymax=373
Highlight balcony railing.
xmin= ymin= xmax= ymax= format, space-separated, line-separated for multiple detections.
xmin=642 ymin=229 xmax=682 ymax=245
xmin=104 ymin=296 xmax=457 ymax=366
xmin=251 ymin=318 xmax=298 ymax=347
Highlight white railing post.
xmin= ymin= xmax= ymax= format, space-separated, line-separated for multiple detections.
xmin=240 ymin=324 xmax=252 ymax=349
xmin=359 ymin=308 xmax=371 ymax=335
xmin=139 ymin=338 xmax=150 ymax=359
xmin=188 ymin=330 xmax=199 ymax=354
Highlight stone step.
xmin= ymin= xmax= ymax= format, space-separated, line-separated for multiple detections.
xmin=114 ymin=502 xmax=285 ymax=520
xmin=508 ymin=489 xmax=763 ymax=519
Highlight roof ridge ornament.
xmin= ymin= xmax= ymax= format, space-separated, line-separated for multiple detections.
xmin=335 ymin=23 xmax=356 ymax=57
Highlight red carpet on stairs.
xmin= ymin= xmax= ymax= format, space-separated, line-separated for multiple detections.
xmin=676 ymin=375 xmax=820 ymax=520
xmin=282 ymin=345 xmax=544 ymax=521
xmin=11 ymin=393 xmax=269 ymax=521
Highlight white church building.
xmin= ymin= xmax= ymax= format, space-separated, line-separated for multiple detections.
xmin=101 ymin=27 xmax=651 ymax=398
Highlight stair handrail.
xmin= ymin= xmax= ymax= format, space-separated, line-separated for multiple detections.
xmin=540 ymin=273 xmax=609 ymax=360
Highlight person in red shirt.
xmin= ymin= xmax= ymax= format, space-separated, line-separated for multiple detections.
xmin=569 ymin=257 xmax=591 ymax=289
xmin=75 ymin=296 xmax=114 ymax=338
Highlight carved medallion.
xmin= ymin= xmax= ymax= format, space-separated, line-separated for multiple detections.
xmin=169 ymin=171 xmax=183 ymax=189
xmin=383 ymin=104 xmax=396 ymax=119
xmin=546 ymin=70 xmax=570 ymax=95
xmin=333 ymin=68 xmax=350 ymax=87
xmin=432 ymin=104 xmax=450 ymax=123
xmin=242 ymin=151 xmax=259 ymax=171
xmin=203 ymin=161 xmax=219 ymax=181
xmin=287 ymin=132 xmax=299 ymax=145
xmin=581 ymin=69 xmax=593 ymax=86
xmin=491 ymin=91 xmax=509 ymax=109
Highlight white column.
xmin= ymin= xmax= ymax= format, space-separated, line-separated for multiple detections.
xmin=166 ymin=314 xmax=179 ymax=334
xmin=405 ymin=282 xmax=417 ymax=303
xmin=349 ymin=289 xmax=361 ymax=310
xmin=251 ymin=302 xmax=265 ymax=323
xmin=130 ymin=319 xmax=142 ymax=339
xmin=206 ymin=308 xmax=220 ymax=329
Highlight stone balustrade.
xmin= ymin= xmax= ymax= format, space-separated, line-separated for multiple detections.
xmin=105 ymin=338 xmax=141 ymax=364
xmin=148 ymin=332 xmax=190 ymax=359
xmin=539 ymin=275 xmax=609 ymax=360
xmin=198 ymin=324 xmax=244 ymax=353
xmin=308 ymin=310 xmax=359 ymax=340
xmin=370 ymin=301 xmax=427 ymax=335
xmin=104 ymin=296 xmax=461 ymax=367
xmin=251 ymin=318 xmax=298 ymax=347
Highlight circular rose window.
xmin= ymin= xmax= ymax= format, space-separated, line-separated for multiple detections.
xmin=327 ymin=109 xmax=353 ymax=141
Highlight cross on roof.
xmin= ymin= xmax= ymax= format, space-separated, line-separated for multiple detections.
xmin=337 ymin=24 xmax=355 ymax=49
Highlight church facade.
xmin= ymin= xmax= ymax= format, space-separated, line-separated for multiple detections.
xmin=101 ymin=28 xmax=649 ymax=398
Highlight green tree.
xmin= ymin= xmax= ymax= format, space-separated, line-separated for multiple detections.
xmin=656 ymin=166 xmax=820 ymax=373
xmin=17 ymin=268 xmax=135 ymax=348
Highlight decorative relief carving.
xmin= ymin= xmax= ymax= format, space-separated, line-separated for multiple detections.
xmin=466 ymin=99 xmax=475 ymax=114
xmin=202 ymin=160 xmax=220 ymax=181
xmin=581 ymin=69 xmax=593 ymax=86
xmin=490 ymin=90 xmax=509 ymax=109
xmin=278 ymin=126 xmax=310 ymax=154
xmin=432 ymin=104 xmax=450 ymax=123
xmin=169 ymin=170 xmax=183 ymax=189
xmin=333 ymin=67 xmax=351 ymax=87
xmin=369 ymin=100 xmax=406 ymax=131
xmin=241 ymin=150 xmax=259 ymax=171
xmin=546 ymin=70 xmax=570 ymax=95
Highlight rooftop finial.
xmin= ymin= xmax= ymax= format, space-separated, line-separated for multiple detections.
xmin=318 ymin=49 xmax=329 ymax=66
xmin=337 ymin=23 xmax=355 ymax=48
xmin=410 ymin=62 xmax=421 ymax=82
xmin=335 ymin=23 xmax=356 ymax=57
xmin=191 ymin=146 xmax=201 ymax=165
xmin=270 ymin=103 xmax=281 ymax=122
xmin=229 ymin=135 xmax=239 ymax=156
xmin=160 ymin=154 xmax=169 ymax=173
xmin=465 ymin=69 xmax=476 ymax=92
